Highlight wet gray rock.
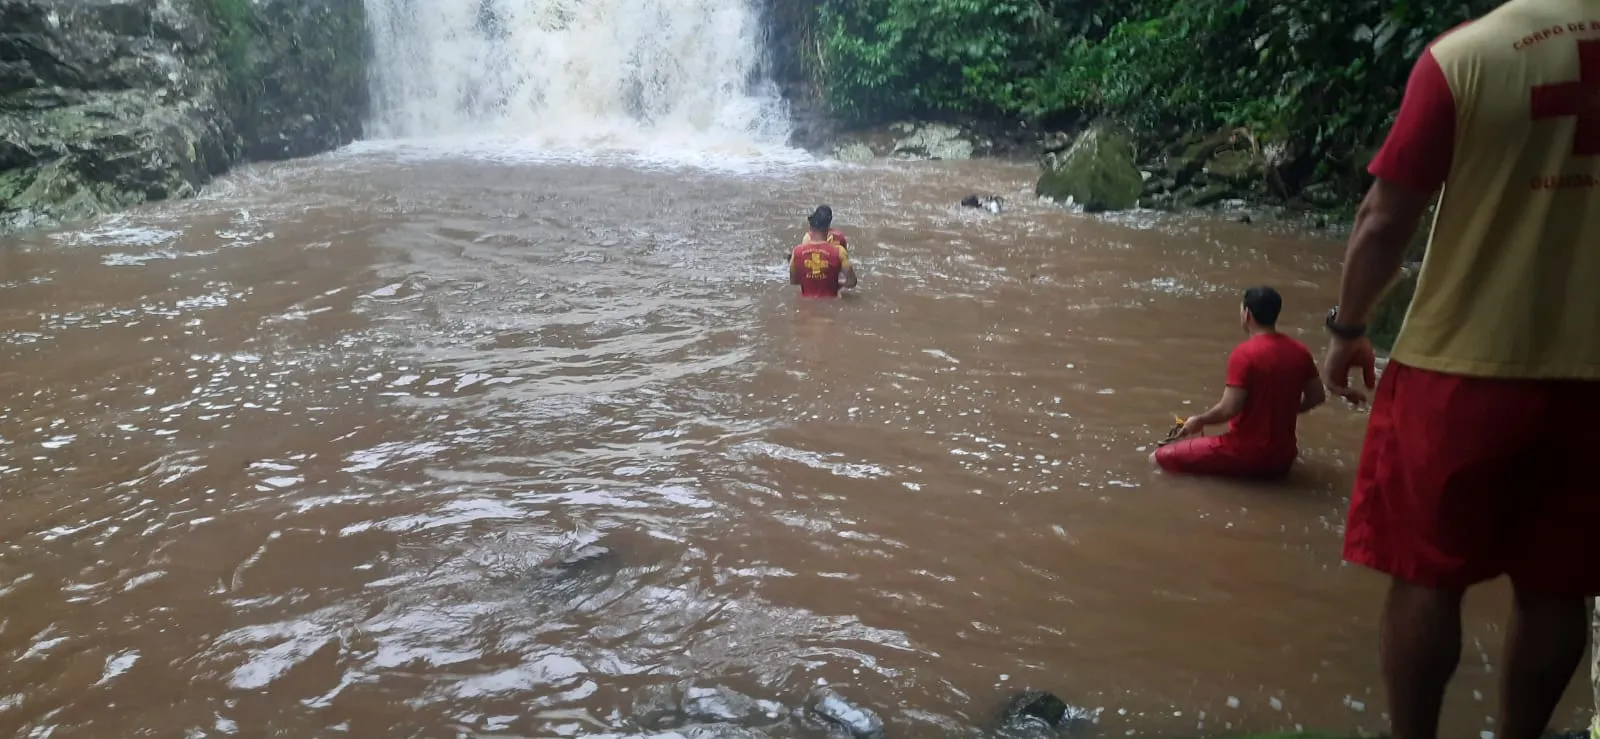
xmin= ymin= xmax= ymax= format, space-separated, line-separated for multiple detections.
xmin=547 ymin=543 xmax=613 ymax=571
xmin=997 ymin=690 xmax=1099 ymax=737
xmin=833 ymin=142 xmax=875 ymax=163
xmin=240 ymin=0 xmax=369 ymax=161
xmin=1006 ymin=690 xmax=1070 ymax=726
xmin=0 ymin=0 xmax=368 ymax=234
xmin=890 ymin=121 xmax=976 ymax=161
xmin=811 ymin=688 xmax=884 ymax=738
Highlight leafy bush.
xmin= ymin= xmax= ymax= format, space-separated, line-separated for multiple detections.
xmin=805 ymin=0 xmax=1499 ymax=175
xmin=205 ymin=0 xmax=259 ymax=105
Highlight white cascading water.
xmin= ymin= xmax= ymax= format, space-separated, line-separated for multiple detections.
xmin=361 ymin=0 xmax=802 ymax=164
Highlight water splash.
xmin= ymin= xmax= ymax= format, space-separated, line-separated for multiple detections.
xmin=363 ymin=0 xmax=796 ymax=163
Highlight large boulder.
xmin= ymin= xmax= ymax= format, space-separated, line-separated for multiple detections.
xmin=0 ymin=0 xmax=368 ymax=234
xmin=0 ymin=0 xmax=234 ymax=232
xmin=241 ymin=0 xmax=369 ymax=160
xmin=1035 ymin=122 xmax=1143 ymax=212
xmin=890 ymin=121 xmax=976 ymax=160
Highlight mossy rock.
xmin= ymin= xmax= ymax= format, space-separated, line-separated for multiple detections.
xmin=1176 ymin=129 xmax=1233 ymax=181
xmin=1036 ymin=122 xmax=1143 ymax=212
xmin=1182 ymin=182 xmax=1236 ymax=208
xmin=1205 ymin=149 xmax=1268 ymax=184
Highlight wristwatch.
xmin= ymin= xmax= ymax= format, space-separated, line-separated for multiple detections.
xmin=1325 ymin=307 xmax=1367 ymax=340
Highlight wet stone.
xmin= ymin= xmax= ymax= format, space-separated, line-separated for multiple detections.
xmin=550 ymin=543 xmax=612 ymax=570
xmin=999 ymin=690 xmax=1098 ymax=736
xmin=812 ymin=688 xmax=885 ymax=739
xmin=1006 ymin=690 xmax=1069 ymax=726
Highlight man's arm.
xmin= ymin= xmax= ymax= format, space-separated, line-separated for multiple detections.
xmin=1323 ymin=46 xmax=1451 ymax=403
xmin=789 ymin=252 xmax=801 ymax=285
xmin=1187 ymin=386 xmax=1248 ymax=431
xmin=839 ymin=247 xmax=858 ymax=289
xmin=1333 ymin=49 xmax=1452 ymax=328
xmin=1335 ymin=180 xmax=1434 ymax=326
xmin=1299 ymin=375 xmax=1327 ymax=413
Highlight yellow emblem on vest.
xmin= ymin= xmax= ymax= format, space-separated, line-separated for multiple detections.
xmin=804 ymin=251 xmax=829 ymax=277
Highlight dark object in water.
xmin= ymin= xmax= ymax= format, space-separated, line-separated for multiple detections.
xmin=812 ymin=688 xmax=885 ymax=738
xmin=999 ymin=690 xmax=1099 ymax=736
xmin=961 ymin=194 xmax=1005 ymax=214
xmin=1005 ymin=690 xmax=1069 ymax=726
xmin=545 ymin=544 xmax=613 ymax=571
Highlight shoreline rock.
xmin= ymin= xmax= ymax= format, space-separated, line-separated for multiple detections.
xmin=0 ymin=0 xmax=369 ymax=235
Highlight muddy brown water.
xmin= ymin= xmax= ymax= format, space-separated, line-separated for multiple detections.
xmin=0 ymin=149 xmax=1589 ymax=737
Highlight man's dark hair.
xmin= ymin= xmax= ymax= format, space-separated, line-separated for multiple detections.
xmin=808 ymin=205 xmax=833 ymax=231
xmin=1242 ymin=286 xmax=1283 ymax=326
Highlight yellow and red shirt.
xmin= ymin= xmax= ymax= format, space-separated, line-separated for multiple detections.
xmin=797 ymin=228 xmax=847 ymax=250
xmin=1372 ymin=0 xmax=1600 ymax=379
xmin=790 ymin=238 xmax=851 ymax=298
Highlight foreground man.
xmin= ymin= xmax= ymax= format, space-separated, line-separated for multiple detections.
xmin=1323 ymin=3 xmax=1600 ymax=739
xmin=1153 ymin=286 xmax=1324 ymax=479
xmin=790 ymin=205 xmax=857 ymax=298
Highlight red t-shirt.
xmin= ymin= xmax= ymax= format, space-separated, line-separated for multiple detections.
xmin=1366 ymin=45 xmax=1458 ymax=190
xmin=790 ymin=240 xmax=849 ymax=298
xmin=1221 ymin=333 xmax=1318 ymax=460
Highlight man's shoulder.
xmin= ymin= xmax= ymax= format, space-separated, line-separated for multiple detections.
xmin=1237 ymin=333 xmax=1310 ymax=356
xmin=1263 ymin=334 xmax=1317 ymax=370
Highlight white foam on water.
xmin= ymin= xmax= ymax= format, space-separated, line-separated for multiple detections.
xmin=51 ymin=218 xmax=181 ymax=248
xmin=359 ymin=0 xmax=816 ymax=172
xmin=340 ymin=134 xmax=822 ymax=175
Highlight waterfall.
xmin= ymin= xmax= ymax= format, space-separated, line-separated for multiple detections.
xmin=361 ymin=0 xmax=794 ymax=156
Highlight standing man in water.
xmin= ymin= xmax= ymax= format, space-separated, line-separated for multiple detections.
xmin=790 ymin=205 xmax=857 ymax=298
xmin=1323 ymin=3 xmax=1600 ymax=739
xmin=1152 ymin=286 xmax=1325 ymax=479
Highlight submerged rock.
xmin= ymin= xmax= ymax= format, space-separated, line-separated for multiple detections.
xmin=1036 ymin=122 xmax=1143 ymax=212
xmin=547 ymin=543 xmax=613 ymax=570
xmin=998 ymin=690 xmax=1099 ymax=736
xmin=681 ymin=686 xmax=784 ymax=726
xmin=1005 ymin=690 xmax=1070 ymax=726
xmin=961 ymin=195 xmax=1004 ymax=214
xmin=812 ymin=688 xmax=885 ymax=738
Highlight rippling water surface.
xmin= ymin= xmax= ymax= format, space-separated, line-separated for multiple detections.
xmin=0 ymin=148 xmax=1588 ymax=737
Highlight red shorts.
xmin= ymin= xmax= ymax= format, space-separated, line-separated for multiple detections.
xmin=1344 ymin=361 xmax=1600 ymax=596
xmin=1154 ymin=435 xmax=1295 ymax=480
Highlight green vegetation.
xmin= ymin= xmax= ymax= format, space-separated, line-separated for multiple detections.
xmin=204 ymin=0 xmax=259 ymax=107
xmin=803 ymin=0 xmax=1497 ymax=184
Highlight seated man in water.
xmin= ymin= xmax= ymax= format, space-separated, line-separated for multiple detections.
xmin=1151 ymin=286 xmax=1325 ymax=479
xmin=790 ymin=205 xmax=858 ymax=298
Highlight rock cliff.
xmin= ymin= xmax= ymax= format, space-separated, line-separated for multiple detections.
xmin=0 ymin=0 xmax=368 ymax=233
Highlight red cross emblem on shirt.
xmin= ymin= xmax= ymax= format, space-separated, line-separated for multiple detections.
xmin=1531 ymin=38 xmax=1600 ymax=156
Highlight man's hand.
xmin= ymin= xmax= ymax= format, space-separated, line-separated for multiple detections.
xmin=1178 ymin=416 xmax=1206 ymax=439
xmin=1322 ymin=336 xmax=1379 ymax=405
